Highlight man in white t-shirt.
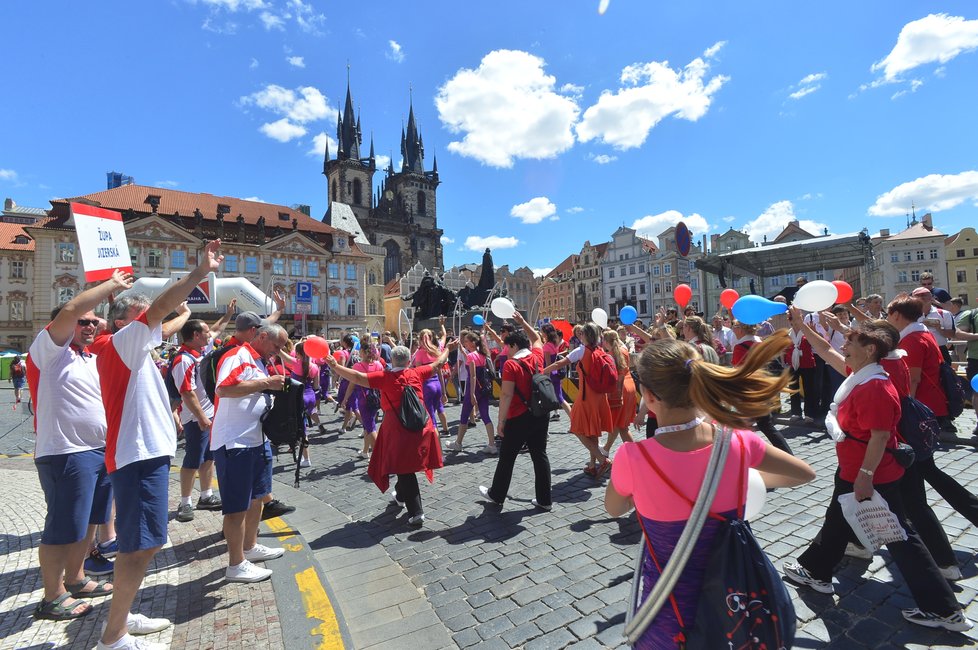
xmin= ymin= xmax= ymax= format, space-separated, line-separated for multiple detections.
xmin=711 ymin=315 xmax=734 ymax=365
xmin=211 ymin=323 xmax=289 ymax=583
xmin=28 ymin=270 xmax=133 ymax=622
xmin=912 ymin=287 xmax=955 ymax=364
xmin=97 ymin=240 xmax=223 ymax=650
xmin=172 ymin=319 xmax=221 ymax=523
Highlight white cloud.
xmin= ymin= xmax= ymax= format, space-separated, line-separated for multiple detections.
xmin=872 ymin=14 xmax=978 ymax=82
xmin=560 ymin=82 xmax=584 ymax=97
xmin=531 ymin=267 xmax=554 ymax=278
xmin=787 ymin=72 xmax=827 ymax=100
xmin=631 ymin=210 xmax=712 ymax=242
xmin=243 ymin=196 xmax=263 ymax=202
xmin=286 ymin=56 xmax=305 ymax=68
xmin=259 ymin=11 xmax=285 ymax=30
xmin=549 ymin=215 xmax=560 ymax=221
xmin=510 ymin=196 xmax=557 ymax=224
xmin=374 ymin=154 xmax=391 ymax=169
xmin=722 ymin=216 xmax=736 ymax=222
xmin=799 ymin=192 xmax=823 ymax=201
xmin=198 ymin=0 xmax=266 ymax=11
xmin=703 ymin=41 xmax=727 ymax=59
xmin=436 ymin=49 xmax=580 ymax=168
xmin=155 ymin=180 xmax=179 ymax=188
xmin=201 ymin=18 xmax=237 ymax=34
xmin=440 ymin=236 xmax=455 ymax=245
xmin=261 ymin=118 xmax=307 ymax=142
xmin=567 ymin=206 xmax=584 ymax=214
xmin=0 ymin=169 xmax=18 ymax=181
xmin=589 ymin=153 xmax=617 ymax=164
xmin=386 ymin=40 xmax=405 ymax=63
xmin=576 ymin=42 xmax=729 ymax=150
xmin=464 ymin=235 xmax=520 ymax=251
xmin=868 ymin=171 xmax=978 ymax=216
xmin=308 ymin=131 xmax=338 ymax=156
xmin=741 ymin=200 xmax=827 ymax=242
xmin=287 ymin=0 xmax=325 ymax=34
xmin=249 ymin=57 xmax=259 ymax=69
xmin=241 ymin=84 xmax=333 ymax=126
xmin=891 ymin=78 xmax=924 ymax=100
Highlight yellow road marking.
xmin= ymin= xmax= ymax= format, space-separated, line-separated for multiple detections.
xmin=284 ymin=542 xmax=304 ymax=552
xmin=295 ymin=566 xmax=344 ymax=650
xmin=265 ymin=516 xmax=296 ymax=541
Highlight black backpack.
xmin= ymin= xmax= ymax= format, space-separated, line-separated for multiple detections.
xmin=515 ymin=357 xmax=560 ymax=418
xmin=898 ymin=395 xmax=941 ymax=461
xmin=475 ymin=364 xmax=494 ymax=398
xmin=261 ymin=378 xmax=309 ymax=486
xmin=199 ymin=343 xmax=237 ymax=402
xmin=398 ymin=377 xmax=429 ymax=432
xmin=938 ymin=362 xmax=967 ymax=419
xmin=163 ymin=350 xmax=194 ymax=406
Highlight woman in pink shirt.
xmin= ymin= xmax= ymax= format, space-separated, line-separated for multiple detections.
xmin=605 ymin=331 xmax=814 ymax=647
xmin=411 ymin=324 xmax=450 ymax=438
xmin=448 ymin=331 xmax=497 ymax=454
xmin=352 ymin=336 xmax=386 ymax=459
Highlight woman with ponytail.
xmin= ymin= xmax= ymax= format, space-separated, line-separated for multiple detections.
xmin=605 ymin=332 xmax=815 ymax=647
xmin=292 ymin=340 xmax=320 ymax=468
xmin=352 ymin=335 xmax=386 ymax=459
xmin=600 ymin=329 xmax=637 ymax=457
xmin=411 ymin=325 xmax=451 ymax=438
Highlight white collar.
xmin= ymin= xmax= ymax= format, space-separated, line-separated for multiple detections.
xmin=734 ymin=334 xmax=760 ymax=346
xmin=899 ymin=322 xmax=928 ymax=340
xmin=884 ymin=349 xmax=908 ymax=360
xmin=512 ymin=348 xmax=532 ymax=359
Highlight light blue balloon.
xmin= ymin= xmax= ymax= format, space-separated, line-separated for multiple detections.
xmin=972 ymin=374 xmax=978 ymax=393
xmin=731 ymin=295 xmax=787 ymax=325
xmin=473 ymin=314 xmax=485 ymax=326
xmin=619 ymin=305 xmax=638 ymax=325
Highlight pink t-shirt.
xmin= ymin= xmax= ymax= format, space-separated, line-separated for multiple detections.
xmin=611 ymin=428 xmax=767 ymax=522
xmin=542 ymin=342 xmax=559 ymax=363
xmin=412 ymin=346 xmax=441 ymax=365
xmin=466 ymin=351 xmax=486 ymax=368
xmin=354 ymin=360 xmax=385 ymax=374
xmin=289 ymin=358 xmax=320 ymax=381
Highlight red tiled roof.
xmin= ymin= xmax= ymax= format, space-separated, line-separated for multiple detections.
xmin=594 ymin=242 xmax=609 ymax=256
xmin=384 ymin=278 xmax=401 ymax=297
xmin=0 ymin=217 xmax=52 ymax=251
xmin=547 ymin=254 xmax=578 ymax=278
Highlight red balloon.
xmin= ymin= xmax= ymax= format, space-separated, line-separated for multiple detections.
xmin=303 ymin=335 xmax=330 ymax=359
xmin=720 ymin=289 xmax=739 ymax=310
xmin=832 ymin=280 xmax=854 ymax=304
xmin=674 ymin=284 xmax=692 ymax=308
xmin=551 ymin=319 xmax=573 ymax=342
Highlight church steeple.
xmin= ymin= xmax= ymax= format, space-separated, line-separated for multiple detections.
xmin=322 ymin=135 xmax=330 ymax=175
xmin=403 ymin=97 xmax=425 ymax=174
xmin=339 ymin=79 xmax=360 ymax=160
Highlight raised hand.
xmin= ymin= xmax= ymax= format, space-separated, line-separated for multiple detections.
xmin=175 ymin=301 xmax=191 ymax=316
xmin=109 ymin=269 xmax=135 ymax=291
xmin=200 ymin=239 xmax=223 ymax=272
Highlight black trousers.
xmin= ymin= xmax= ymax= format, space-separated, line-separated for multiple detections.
xmin=488 ymin=410 xmax=551 ymax=506
xmin=919 ymin=454 xmax=978 ymax=527
xmin=395 ymin=473 xmax=423 ymax=517
xmin=756 ymin=415 xmax=793 ymax=455
xmin=811 ymin=357 xmax=830 ymax=418
xmin=900 ymin=460 xmax=956 ymax=567
xmin=798 ymin=470 xmax=958 ymax=616
xmin=789 ymin=366 xmax=819 ymax=419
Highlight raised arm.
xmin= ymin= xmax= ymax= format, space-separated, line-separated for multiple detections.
xmin=325 ymin=355 xmax=371 ymax=387
xmin=265 ymin=290 xmax=286 ymax=325
xmin=48 ymin=270 xmax=134 ymax=346
xmin=162 ymin=302 xmax=191 ymax=339
xmin=790 ymin=306 xmax=847 ymax=375
xmin=210 ymin=298 xmax=237 ymax=339
xmin=146 ymin=240 xmax=223 ymax=327
xmin=512 ymin=311 xmax=541 ymax=349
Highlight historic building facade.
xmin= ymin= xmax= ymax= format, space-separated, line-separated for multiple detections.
xmin=537 ymin=254 xmax=577 ymax=322
xmin=946 ymin=227 xmax=978 ymax=305
xmin=573 ymin=240 xmax=608 ymax=322
xmin=322 ymin=81 xmax=443 ymax=284
xmin=872 ymin=214 xmax=948 ymax=301
xmin=0 ymin=199 xmax=47 ymax=351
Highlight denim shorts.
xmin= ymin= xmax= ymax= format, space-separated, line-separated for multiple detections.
xmin=213 ymin=442 xmax=272 ymax=514
xmin=110 ymin=455 xmax=171 ymax=553
xmin=35 ymin=449 xmax=112 ymax=545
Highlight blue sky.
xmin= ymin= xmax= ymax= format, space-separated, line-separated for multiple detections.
xmin=2 ymin=1 xmax=978 ymax=276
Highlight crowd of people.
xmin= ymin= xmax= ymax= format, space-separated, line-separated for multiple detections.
xmin=21 ymin=249 xmax=978 ymax=647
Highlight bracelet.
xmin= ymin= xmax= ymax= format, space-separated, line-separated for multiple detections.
xmin=859 ymin=467 xmax=874 ymax=477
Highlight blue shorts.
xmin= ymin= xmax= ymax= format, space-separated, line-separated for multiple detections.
xmin=214 ymin=442 xmax=272 ymax=514
xmin=35 ymin=449 xmax=112 ymax=545
xmin=110 ymin=456 xmax=171 ymax=553
xmin=181 ymin=420 xmax=213 ymax=470
xmin=12 ymin=376 xmax=26 ymax=389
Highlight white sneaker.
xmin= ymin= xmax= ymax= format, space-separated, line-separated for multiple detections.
xmin=226 ymin=559 xmax=272 ymax=582
xmin=479 ymin=485 xmax=503 ymax=505
xmin=100 ymin=613 xmax=172 ymax=637
xmin=388 ymin=490 xmax=404 ymax=508
xmin=844 ymin=542 xmax=874 ymax=560
xmin=482 ymin=444 xmax=498 ymax=455
xmin=902 ymin=608 xmax=973 ymax=631
xmin=299 ymin=458 xmax=311 ymax=468
xmin=782 ymin=562 xmax=834 ymax=594
xmin=448 ymin=440 xmax=461 ymax=453
xmin=531 ymin=499 xmax=553 ymax=512
xmin=97 ymin=634 xmax=167 ymax=650
xmin=940 ymin=565 xmax=963 ymax=581
xmin=244 ymin=544 xmax=285 ymax=562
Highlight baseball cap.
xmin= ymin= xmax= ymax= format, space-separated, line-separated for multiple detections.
xmin=235 ymin=311 xmax=267 ymax=330
xmin=910 ymin=287 xmax=932 ymax=298
xmin=932 ymin=288 xmax=952 ymax=303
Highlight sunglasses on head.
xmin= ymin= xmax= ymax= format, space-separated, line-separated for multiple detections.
xmin=77 ymin=319 xmax=99 ymax=327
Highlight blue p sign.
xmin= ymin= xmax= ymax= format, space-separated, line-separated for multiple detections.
xmin=296 ymin=281 xmax=313 ymax=304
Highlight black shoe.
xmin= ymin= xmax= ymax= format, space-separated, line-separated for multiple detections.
xmin=261 ymin=499 xmax=296 ymax=520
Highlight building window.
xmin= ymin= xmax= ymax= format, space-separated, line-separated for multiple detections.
xmin=291 ymin=260 xmax=302 ymax=276
xmin=331 ymin=181 xmax=337 ymax=202
xmin=417 ymin=191 xmax=426 ymax=215
xmin=10 ymin=300 xmax=25 ymax=321
xmin=346 ymin=264 xmax=357 ymax=281
xmin=328 ymin=263 xmax=339 ymax=279
xmin=10 ymin=260 xmax=26 ymax=279
xmin=691 ymin=277 xmax=698 ymax=290
xmin=973 ymin=248 xmax=978 ymax=257
xmin=58 ymin=243 xmax=76 ymax=262
xmin=771 ymin=276 xmax=781 ymax=287
xmin=653 ymin=265 xmax=660 ymax=276
xmin=225 ymin=255 xmax=239 ymax=272
xmin=665 ymin=281 xmax=673 ymax=292
xmin=915 ymin=250 xmax=924 ymax=261
xmin=815 ymin=270 xmax=824 ymax=280
xmin=957 ymin=270 xmax=967 ymax=283
xmin=130 ymin=250 xmax=139 ymax=266
xmin=640 ymin=283 xmax=646 ymax=294
xmin=608 ymin=268 xmax=614 ymax=279
xmin=57 ymin=287 xmax=76 ymax=304
xmin=629 ymin=265 xmax=635 ymax=275
xmin=171 ymin=250 xmax=186 ymax=269
xmin=147 ymin=249 xmax=163 ymax=268
xmin=328 ymin=296 xmax=339 ymax=315
xmin=369 ymin=299 xmax=377 ymax=315
xmin=308 ymin=261 xmax=319 ymax=277
xmin=610 ymin=287 xmax=616 ymax=298
xmin=957 ymin=249 xmax=966 ymax=258
xmin=273 ymin=258 xmax=285 ymax=275
xmin=898 ymin=270 xmax=908 ymax=283
xmin=346 ymin=297 xmax=356 ymax=316
xmin=620 ymin=265 xmax=626 ymax=276
xmin=929 ymin=248 xmax=938 ymax=260
xmin=904 ymin=251 xmax=912 ymax=262
xmin=638 ymin=263 xmax=645 ymax=273
xmin=353 ymin=179 xmax=362 ymax=205
xmin=654 ymin=283 xmax=660 ymax=294
xmin=630 ymin=284 xmax=637 ymax=295
xmin=639 ymin=300 xmax=647 ymax=313
xmin=368 ymin=270 xmax=377 ymax=285
xmin=890 ymin=252 xmax=899 ymax=263
xmin=664 ymin=264 xmax=672 ymax=275
xmin=245 ymin=256 xmax=258 ymax=274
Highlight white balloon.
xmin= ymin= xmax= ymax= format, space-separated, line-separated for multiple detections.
xmin=792 ymin=280 xmax=838 ymax=312
xmin=745 ymin=468 xmax=767 ymax=520
xmin=491 ymin=297 xmax=516 ymax=319
xmin=591 ymin=307 xmax=608 ymax=328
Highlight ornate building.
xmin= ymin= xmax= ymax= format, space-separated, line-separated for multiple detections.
xmin=322 ymin=80 xmax=443 ymax=284
xmin=0 ymin=199 xmax=48 ymax=351
xmin=537 ymin=254 xmax=577 ymax=322
xmin=573 ymin=241 xmax=608 ymax=323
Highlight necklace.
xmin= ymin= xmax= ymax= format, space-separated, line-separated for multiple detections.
xmin=655 ymin=416 xmax=705 ymax=435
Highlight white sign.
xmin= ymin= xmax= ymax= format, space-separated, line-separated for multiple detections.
xmin=70 ymin=202 xmax=133 ymax=282
xmin=295 ymin=302 xmax=312 ymax=314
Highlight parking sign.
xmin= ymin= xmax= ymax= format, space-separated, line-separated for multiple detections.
xmin=296 ymin=281 xmax=313 ymax=304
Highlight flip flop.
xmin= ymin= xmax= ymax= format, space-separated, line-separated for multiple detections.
xmin=65 ymin=578 xmax=113 ymax=598
xmin=34 ymin=592 xmax=93 ymax=621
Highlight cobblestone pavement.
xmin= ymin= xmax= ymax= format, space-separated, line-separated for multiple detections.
xmin=3 ymin=383 xmax=978 ymax=649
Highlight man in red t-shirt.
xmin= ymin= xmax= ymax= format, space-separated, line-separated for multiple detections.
xmin=479 ymin=312 xmax=552 ymax=510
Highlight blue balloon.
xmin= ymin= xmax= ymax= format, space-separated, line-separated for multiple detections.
xmin=731 ymin=295 xmax=788 ymax=325
xmin=473 ymin=314 xmax=485 ymax=326
xmin=972 ymin=374 xmax=978 ymax=393
xmin=619 ymin=305 xmax=638 ymax=326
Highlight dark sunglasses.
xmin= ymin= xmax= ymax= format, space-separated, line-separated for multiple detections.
xmin=77 ymin=319 xmax=99 ymax=327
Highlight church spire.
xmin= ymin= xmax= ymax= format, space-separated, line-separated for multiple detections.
xmin=339 ymin=76 xmax=360 ymax=160
xmin=403 ymin=95 xmax=424 ymax=174
xmin=322 ymin=134 xmax=330 ymax=175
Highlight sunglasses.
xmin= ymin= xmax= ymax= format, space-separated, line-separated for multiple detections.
xmin=77 ymin=319 xmax=99 ymax=327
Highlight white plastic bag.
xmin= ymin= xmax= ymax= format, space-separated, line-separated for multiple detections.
xmin=838 ymin=491 xmax=907 ymax=552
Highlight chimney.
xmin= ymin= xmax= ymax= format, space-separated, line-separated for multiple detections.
xmin=3 ymin=198 xmax=13 ymax=211
xmin=880 ymin=228 xmax=890 ymax=237
xmin=922 ymin=213 xmax=933 ymax=231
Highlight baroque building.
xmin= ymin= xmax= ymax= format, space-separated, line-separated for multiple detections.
xmin=322 ymin=80 xmax=443 ymax=284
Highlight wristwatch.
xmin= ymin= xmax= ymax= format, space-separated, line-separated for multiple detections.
xmin=859 ymin=467 xmax=874 ymax=477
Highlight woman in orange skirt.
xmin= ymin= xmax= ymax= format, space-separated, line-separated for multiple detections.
xmin=542 ymin=323 xmax=613 ymax=477
xmin=601 ymin=329 xmax=637 ymax=457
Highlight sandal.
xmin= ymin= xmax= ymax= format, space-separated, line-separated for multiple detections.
xmin=583 ymin=464 xmax=597 ymax=476
xmin=596 ymin=459 xmax=612 ymax=478
xmin=64 ymin=578 xmax=113 ymax=598
xmin=34 ymin=592 xmax=92 ymax=621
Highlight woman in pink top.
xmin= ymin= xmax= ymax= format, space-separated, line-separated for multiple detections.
xmin=605 ymin=331 xmax=814 ymax=648
xmin=352 ymin=335 xmax=386 ymax=459
xmin=448 ymin=331 xmax=497 ymax=454
xmin=411 ymin=323 xmax=451 ymax=438
xmin=291 ymin=341 xmax=320 ymax=468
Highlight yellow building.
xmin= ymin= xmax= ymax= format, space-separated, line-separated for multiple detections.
xmin=946 ymin=227 xmax=978 ymax=305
